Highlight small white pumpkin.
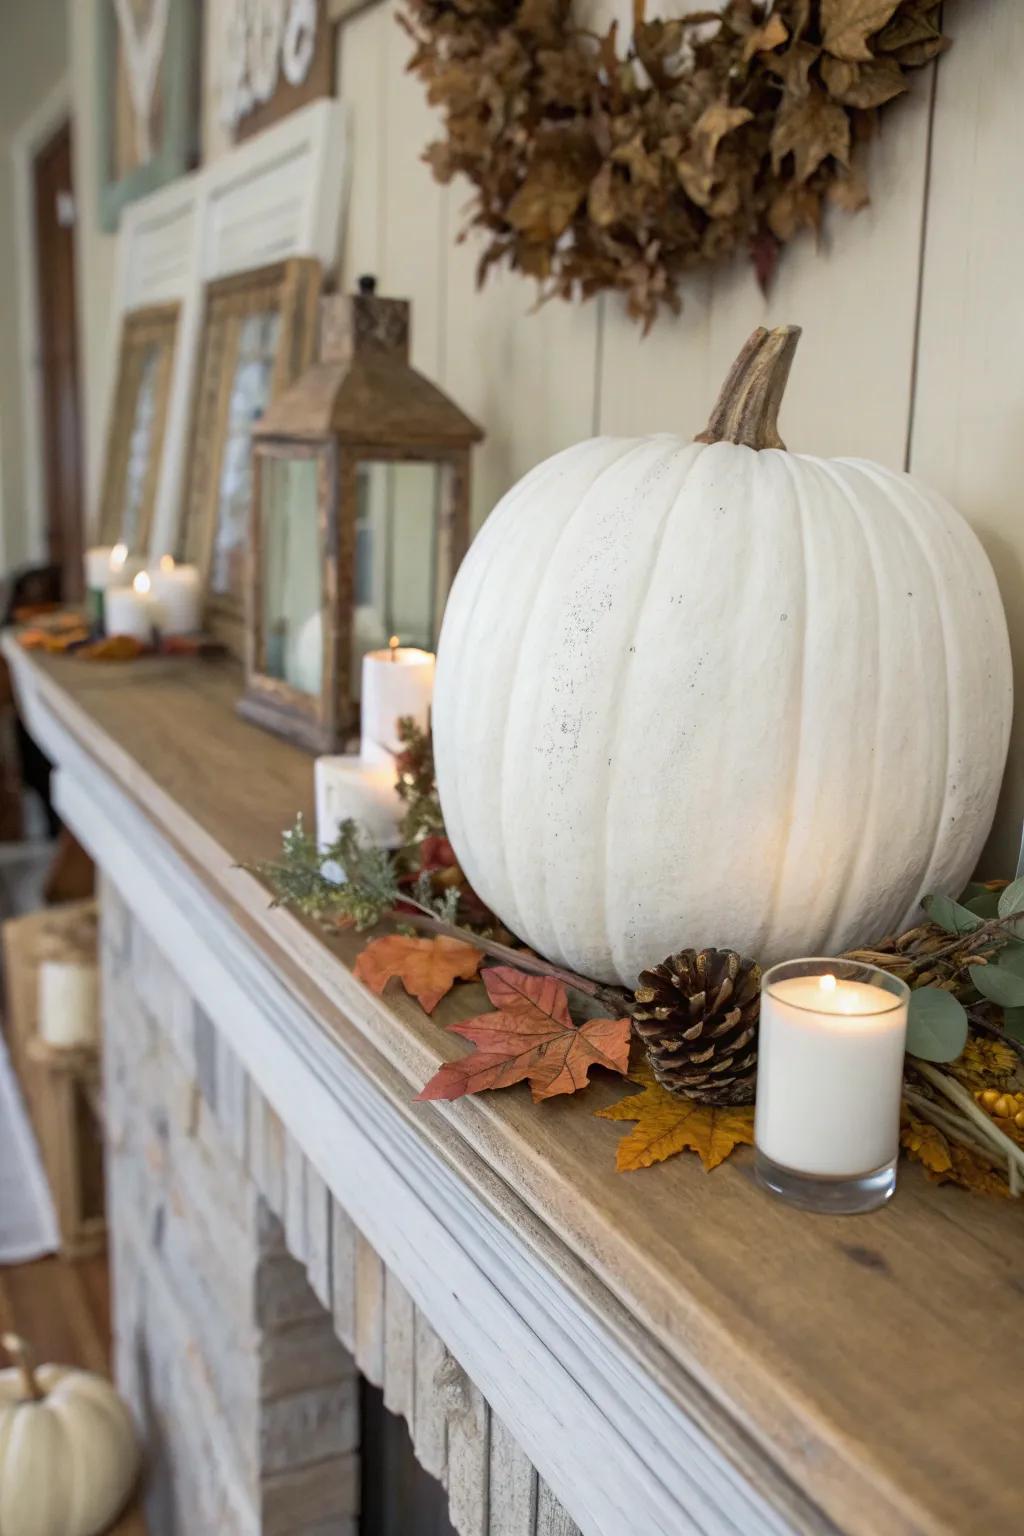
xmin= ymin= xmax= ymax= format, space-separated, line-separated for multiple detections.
xmin=433 ymin=326 xmax=1013 ymax=986
xmin=0 ymin=1333 xmax=140 ymax=1536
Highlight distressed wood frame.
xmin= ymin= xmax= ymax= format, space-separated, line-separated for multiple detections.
xmin=97 ymin=301 xmax=180 ymax=551
xmin=178 ymin=258 xmax=323 ymax=655
xmin=96 ymin=0 xmax=199 ymax=233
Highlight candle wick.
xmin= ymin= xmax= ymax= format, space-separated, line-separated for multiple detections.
xmin=388 ymin=635 xmax=400 ymax=663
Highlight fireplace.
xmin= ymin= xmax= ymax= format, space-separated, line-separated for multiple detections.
xmin=101 ymin=882 xmax=577 ymax=1536
xmin=360 ymin=1380 xmax=455 ymax=1536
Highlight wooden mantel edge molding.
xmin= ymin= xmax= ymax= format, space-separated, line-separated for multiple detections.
xmin=4 ymin=642 xmax=919 ymax=1536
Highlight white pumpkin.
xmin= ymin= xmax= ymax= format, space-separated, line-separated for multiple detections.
xmin=433 ymin=326 xmax=1013 ymax=987
xmin=0 ymin=1334 xmax=140 ymax=1536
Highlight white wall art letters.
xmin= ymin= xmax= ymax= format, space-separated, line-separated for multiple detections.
xmin=220 ymin=0 xmax=323 ymax=132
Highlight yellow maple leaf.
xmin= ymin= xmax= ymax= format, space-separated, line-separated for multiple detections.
xmin=900 ymin=1113 xmax=953 ymax=1175
xmin=901 ymin=1111 xmax=1010 ymax=1197
xmin=596 ymin=1073 xmax=754 ymax=1172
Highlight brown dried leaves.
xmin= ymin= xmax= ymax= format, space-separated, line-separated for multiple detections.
xmin=402 ymin=0 xmax=951 ymax=327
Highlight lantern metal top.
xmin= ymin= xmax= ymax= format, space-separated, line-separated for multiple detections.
xmin=253 ymin=279 xmax=483 ymax=450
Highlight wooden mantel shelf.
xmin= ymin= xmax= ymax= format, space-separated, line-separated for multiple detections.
xmin=7 ymin=641 xmax=1023 ymax=1536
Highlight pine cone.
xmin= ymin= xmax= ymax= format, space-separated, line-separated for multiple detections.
xmin=633 ymin=949 xmax=760 ymax=1106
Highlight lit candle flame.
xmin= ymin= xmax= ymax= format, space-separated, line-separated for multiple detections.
xmin=388 ymin=635 xmax=400 ymax=663
xmin=819 ymin=974 xmax=837 ymax=993
xmin=159 ymin=554 xmax=175 ymax=573
xmin=110 ymin=543 xmax=127 ymax=571
xmin=133 ymin=571 xmax=151 ymax=596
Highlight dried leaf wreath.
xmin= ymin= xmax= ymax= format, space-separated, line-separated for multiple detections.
xmin=401 ymin=0 xmax=952 ymax=327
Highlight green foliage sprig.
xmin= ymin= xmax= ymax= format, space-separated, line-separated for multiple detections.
xmin=867 ymin=878 xmax=1024 ymax=1063
xmin=250 ymin=816 xmax=459 ymax=932
xmin=394 ymin=716 xmax=444 ymax=848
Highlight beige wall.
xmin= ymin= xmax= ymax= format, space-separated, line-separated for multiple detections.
xmin=0 ymin=0 xmax=69 ymax=569
xmin=69 ymin=0 xmax=1022 ymax=873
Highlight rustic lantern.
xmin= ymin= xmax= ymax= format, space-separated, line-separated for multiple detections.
xmin=238 ymin=278 xmax=483 ymax=752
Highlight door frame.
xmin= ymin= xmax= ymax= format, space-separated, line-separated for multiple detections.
xmin=11 ymin=77 xmax=73 ymax=574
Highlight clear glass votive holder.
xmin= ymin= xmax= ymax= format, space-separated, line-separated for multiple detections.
xmin=754 ymin=957 xmax=910 ymax=1215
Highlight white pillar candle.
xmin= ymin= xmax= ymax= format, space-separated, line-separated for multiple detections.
xmin=315 ymin=754 xmax=404 ymax=850
xmin=84 ymin=544 xmax=144 ymax=627
xmin=149 ymin=557 xmax=202 ymax=635
xmin=361 ymin=639 xmax=435 ymax=761
xmin=104 ymin=571 xmax=157 ymax=643
xmin=84 ymin=545 xmax=119 ymax=591
xmin=38 ymin=959 xmax=99 ymax=1049
xmin=755 ymin=962 xmax=909 ymax=1201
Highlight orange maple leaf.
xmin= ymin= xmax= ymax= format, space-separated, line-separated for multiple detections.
xmin=416 ymin=966 xmax=631 ymax=1103
xmin=597 ymin=1069 xmax=754 ymax=1172
xmin=354 ymin=934 xmax=483 ymax=1014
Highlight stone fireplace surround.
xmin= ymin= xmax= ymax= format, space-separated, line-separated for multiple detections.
xmin=103 ymin=876 xmax=572 ymax=1534
xmin=8 ymin=641 xmax=1022 ymax=1536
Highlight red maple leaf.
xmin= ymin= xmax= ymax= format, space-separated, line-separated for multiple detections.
xmin=416 ymin=966 xmax=632 ymax=1103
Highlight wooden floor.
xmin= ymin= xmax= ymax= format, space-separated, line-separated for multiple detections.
xmin=0 ymin=1253 xmax=147 ymax=1534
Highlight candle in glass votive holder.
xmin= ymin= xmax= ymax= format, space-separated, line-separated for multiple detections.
xmin=754 ymin=958 xmax=909 ymax=1214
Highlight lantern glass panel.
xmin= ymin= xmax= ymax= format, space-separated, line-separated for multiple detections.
xmin=352 ymin=459 xmax=444 ymax=690
xmin=260 ymin=454 xmax=323 ymax=696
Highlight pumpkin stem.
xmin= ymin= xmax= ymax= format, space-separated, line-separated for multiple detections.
xmin=1 ymin=1333 xmax=44 ymax=1402
xmin=695 ymin=324 xmax=801 ymax=451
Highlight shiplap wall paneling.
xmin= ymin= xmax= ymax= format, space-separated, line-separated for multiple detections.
xmin=442 ymin=255 xmax=603 ymax=532
xmin=336 ymin=6 xmax=387 ymax=284
xmin=380 ymin=6 xmax=448 ymax=377
xmin=338 ymin=1 xmax=602 ymax=530
xmin=910 ymin=0 xmax=1024 ymax=876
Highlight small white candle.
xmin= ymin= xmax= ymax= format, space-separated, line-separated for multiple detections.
xmin=84 ymin=545 xmax=120 ymax=591
xmin=149 ymin=556 xmax=202 ymax=635
xmin=38 ymin=959 xmax=99 ymax=1049
xmin=104 ymin=571 xmax=157 ymax=644
xmin=315 ymin=754 xmax=404 ymax=850
xmin=755 ymin=965 xmax=908 ymax=1181
xmin=84 ymin=544 xmax=144 ymax=627
xmin=361 ymin=637 xmax=435 ymax=761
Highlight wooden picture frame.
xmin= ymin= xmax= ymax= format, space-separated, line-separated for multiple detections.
xmin=177 ymin=258 xmax=323 ymax=654
xmin=97 ymin=302 xmax=180 ymax=552
xmin=96 ymin=0 xmax=199 ymax=233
